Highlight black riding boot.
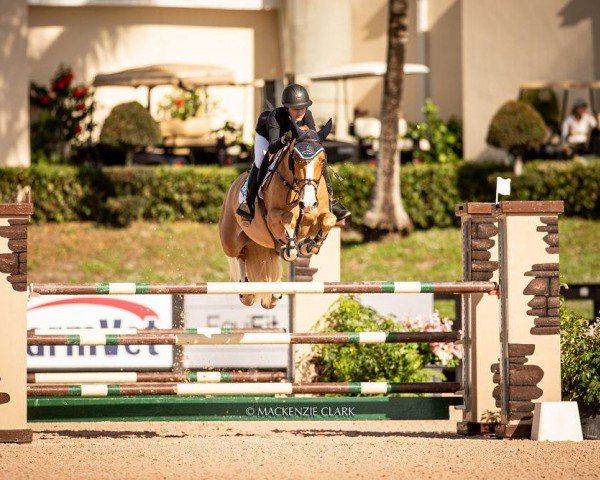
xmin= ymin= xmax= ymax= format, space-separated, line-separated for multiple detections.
xmin=322 ymin=166 xmax=351 ymax=221
xmin=236 ymin=164 xmax=260 ymax=221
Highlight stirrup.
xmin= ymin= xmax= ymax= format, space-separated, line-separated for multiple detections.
xmin=331 ymin=200 xmax=351 ymax=222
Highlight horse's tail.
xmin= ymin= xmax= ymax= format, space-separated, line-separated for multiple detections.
xmin=244 ymin=242 xmax=282 ymax=284
xmin=244 ymin=242 xmax=282 ymax=309
xmin=228 ymin=256 xmax=243 ymax=282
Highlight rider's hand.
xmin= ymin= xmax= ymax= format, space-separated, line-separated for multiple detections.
xmin=281 ymin=131 xmax=293 ymax=145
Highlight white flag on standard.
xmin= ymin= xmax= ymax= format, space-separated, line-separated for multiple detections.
xmin=495 ymin=177 xmax=511 ymax=203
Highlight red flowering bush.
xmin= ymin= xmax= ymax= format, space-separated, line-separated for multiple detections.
xmin=29 ymin=64 xmax=96 ymax=162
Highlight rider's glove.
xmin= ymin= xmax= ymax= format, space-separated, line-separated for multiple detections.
xmin=281 ymin=131 xmax=293 ymax=145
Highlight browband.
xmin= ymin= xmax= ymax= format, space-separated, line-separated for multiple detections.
xmin=293 ymin=143 xmax=324 ymax=161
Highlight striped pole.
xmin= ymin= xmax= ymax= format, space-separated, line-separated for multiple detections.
xmin=27 ymin=370 xmax=286 ymax=384
xmin=27 ymin=331 xmax=461 ymax=346
xmin=29 ymin=281 xmax=497 ymax=296
xmin=28 ymin=327 xmax=285 ymax=336
xmin=27 ymin=381 xmax=461 ymax=397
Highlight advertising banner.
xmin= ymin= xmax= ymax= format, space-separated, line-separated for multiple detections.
xmin=27 ymin=295 xmax=173 ymax=370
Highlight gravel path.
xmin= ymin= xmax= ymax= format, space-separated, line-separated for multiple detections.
xmin=1 ymin=420 xmax=598 ymax=480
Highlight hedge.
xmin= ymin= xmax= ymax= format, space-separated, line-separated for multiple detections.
xmin=0 ymin=159 xmax=598 ymax=227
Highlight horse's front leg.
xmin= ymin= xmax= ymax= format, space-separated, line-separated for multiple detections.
xmin=268 ymin=209 xmax=298 ymax=262
xmin=319 ymin=211 xmax=337 ymax=236
xmin=298 ymin=212 xmax=337 ymax=256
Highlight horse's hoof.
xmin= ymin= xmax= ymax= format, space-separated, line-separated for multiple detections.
xmin=261 ymin=295 xmax=279 ymax=309
xmin=281 ymin=243 xmax=298 ymax=262
xmin=283 ymin=248 xmax=298 ymax=262
xmin=239 ymin=294 xmax=255 ymax=306
xmin=299 ymin=240 xmax=317 ymax=256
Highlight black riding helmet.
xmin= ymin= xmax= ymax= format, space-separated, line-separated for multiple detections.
xmin=282 ymin=84 xmax=313 ymax=108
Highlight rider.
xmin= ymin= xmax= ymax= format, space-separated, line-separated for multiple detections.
xmin=236 ymin=84 xmax=351 ymax=222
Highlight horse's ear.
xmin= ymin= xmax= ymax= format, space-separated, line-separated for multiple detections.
xmin=318 ymin=119 xmax=333 ymax=142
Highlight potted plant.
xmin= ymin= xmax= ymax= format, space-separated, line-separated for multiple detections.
xmin=99 ymin=101 xmax=161 ymax=166
xmin=561 ymin=304 xmax=600 ymax=439
xmin=486 ymin=100 xmax=547 ymax=175
xmin=158 ymin=87 xmax=209 ymax=121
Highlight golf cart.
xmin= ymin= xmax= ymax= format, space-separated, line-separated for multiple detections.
xmin=93 ymin=64 xmax=264 ymax=165
xmin=301 ymin=61 xmax=430 ymax=162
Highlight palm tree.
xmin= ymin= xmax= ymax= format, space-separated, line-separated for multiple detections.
xmin=363 ymin=0 xmax=413 ymax=235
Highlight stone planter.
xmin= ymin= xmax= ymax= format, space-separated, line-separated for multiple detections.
xmin=580 ymin=404 xmax=600 ymax=440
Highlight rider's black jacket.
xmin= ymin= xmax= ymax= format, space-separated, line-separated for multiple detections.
xmin=255 ymin=107 xmax=316 ymax=154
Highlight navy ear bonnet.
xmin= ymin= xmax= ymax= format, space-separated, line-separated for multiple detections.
xmin=293 ymin=139 xmax=324 ymax=161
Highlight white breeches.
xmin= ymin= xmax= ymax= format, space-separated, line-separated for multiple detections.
xmin=254 ymin=134 xmax=269 ymax=168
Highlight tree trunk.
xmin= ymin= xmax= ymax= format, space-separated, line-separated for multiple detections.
xmin=513 ymin=154 xmax=523 ymax=176
xmin=363 ymin=0 xmax=413 ymax=235
xmin=125 ymin=150 xmax=134 ymax=167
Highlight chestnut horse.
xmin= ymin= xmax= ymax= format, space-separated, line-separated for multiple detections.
xmin=219 ymin=120 xmax=337 ymax=309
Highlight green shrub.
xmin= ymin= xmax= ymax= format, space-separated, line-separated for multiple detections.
xmin=561 ymin=303 xmax=600 ymax=409
xmin=0 ymin=164 xmax=107 ymax=222
xmin=102 ymin=166 xmax=239 ymax=224
xmin=520 ymin=88 xmax=560 ymax=131
xmin=0 ymin=159 xmax=598 ymax=226
xmin=506 ymin=159 xmax=600 ymax=218
xmin=100 ymin=102 xmax=161 ymax=165
xmin=487 ymin=101 xmax=547 ymax=157
xmin=301 ymin=296 xmax=458 ymax=386
xmin=105 ymin=195 xmax=152 ymax=227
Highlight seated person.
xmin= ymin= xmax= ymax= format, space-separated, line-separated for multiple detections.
xmin=236 ymin=84 xmax=350 ymax=222
xmin=561 ymin=99 xmax=598 ymax=155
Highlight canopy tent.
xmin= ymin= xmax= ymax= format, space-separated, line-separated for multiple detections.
xmin=303 ymin=61 xmax=430 ymax=82
xmin=93 ymin=64 xmax=264 ymax=108
xmin=95 ymin=64 xmax=237 ymax=88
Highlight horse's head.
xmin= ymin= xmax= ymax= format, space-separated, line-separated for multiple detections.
xmin=289 ymin=119 xmax=333 ymax=213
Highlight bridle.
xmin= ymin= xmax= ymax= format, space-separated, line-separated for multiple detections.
xmin=275 ymin=137 xmax=325 ymax=207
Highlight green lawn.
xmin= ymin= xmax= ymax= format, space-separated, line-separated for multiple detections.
xmin=28 ymin=218 xmax=600 ymax=318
